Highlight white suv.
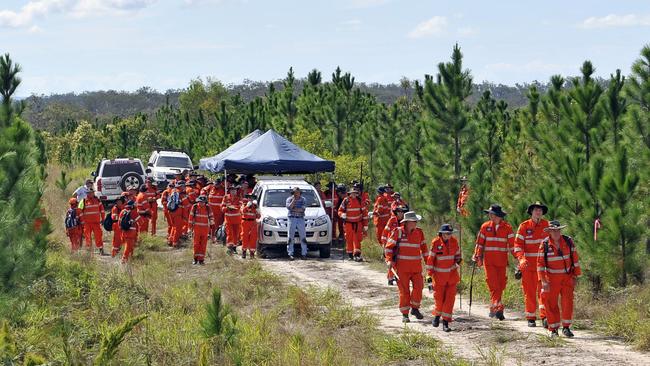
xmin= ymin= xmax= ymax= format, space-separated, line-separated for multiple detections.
xmin=91 ymin=158 xmax=148 ymax=203
xmin=146 ymin=150 xmax=193 ymax=189
xmin=253 ymin=177 xmax=333 ymax=258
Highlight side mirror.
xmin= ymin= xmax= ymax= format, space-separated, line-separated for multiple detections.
xmin=91 ymin=171 xmax=96 ymax=177
xmin=147 ymin=163 xmax=153 ymax=167
xmin=145 ymin=168 xmax=152 ymax=174
xmin=193 ymin=165 xmax=199 ymax=170
xmin=324 ymin=200 xmax=333 ymax=208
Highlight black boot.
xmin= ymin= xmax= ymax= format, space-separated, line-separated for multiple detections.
xmin=242 ymin=250 xmax=246 ymax=259
xmin=488 ymin=311 xmax=495 ymax=318
xmin=199 ymin=260 xmax=204 ymax=265
xmin=410 ymin=308 xmax=424 ymax=320
xmin=442 ymin=320 xmax=451 ymax=332
xmin=250 ymin=251 xmax=255 ymax=259
xmin=353 ymin=254 xmax=363 ymax=262
xmin=387 ymin=278 xmax=395 ymax=286
xmin=542 ymin=318 xmax=548 ymax=329
xmin=495 ymin=311 xmax=505 ymax=321
xmin=527 ymin=320 xmax=537 ymax=327
xmin=432 ymin=315 xmax=440 ymax=327
xmin=348 ymin=253 xmax=354 ymax=260
xmin=98 ymin=248 xmax=105 ymax=256
xmin=288 ymin=255 xmax=295 ymax=261
xmin=550 ymin=329 xmax=559 ymax=338
xmin=562 ymin=327 xmax=574 ymax=338
xmin=192 ymin=259 xmax=197 ymax=265
xmin=402 ymin=314 xmax=410 ymax=323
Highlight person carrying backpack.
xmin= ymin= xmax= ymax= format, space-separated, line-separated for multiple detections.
xmin=65 ymin=198 xmax=83 ymax=252
xmin=119 ymin=200 xmax=140 ymax=264
xmin=189 ymin=195 xmax=213 ymax=265
xmin=81 ymin=188 xmax=106 ymax=255
xmin=160 ymin=183 xmax=173 ymax=240
xmin=169 ymin=181 xmax=189 ymax=248
xmin=537 ymin=220 xmax=582 ymax=338
xmin=110 ymin=195 xmax=127 ymax=257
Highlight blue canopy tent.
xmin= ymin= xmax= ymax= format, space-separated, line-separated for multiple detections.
xmin=199 ymin=129 xmax=263 ymax=171
xmin=199 ymin=129 xmax=335 ymax=174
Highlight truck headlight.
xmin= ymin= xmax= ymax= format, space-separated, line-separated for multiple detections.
xmin=263 ymin=216 xmax=277 ymax=226
xmin=155 ymin=172 xmax=166 ymax=179
xmin=314 ymin=215 xmax=328 ymax=226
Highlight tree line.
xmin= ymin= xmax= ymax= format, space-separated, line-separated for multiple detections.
xmin=41 ymin=44 xmax=650 ymax=290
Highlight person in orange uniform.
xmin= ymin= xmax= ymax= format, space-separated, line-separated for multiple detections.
xmin=119 ymin=200 xmax=140 ymax=264
xmin=538 ymin=220 xmax=581 ymax=337
xmin=383 ymin=183 xmax=395 ymax=206
xmin=144 ymin=178 xmax=159 ymax=235
xmin=208 ymin=178 xmax=226 ymax=242
xmin=381 ymin=205 xmax=407 ymax=285
xmin=426 ymin=224 xmax=462 ymax=332
xmin=186 ymin=179 xmax=199 ymax=205
xmin=65 ymin=198 xmax=83 ymax=252
xmin=332 ymin=184 xmax=347 ymax=243
xmin=80 ymin=188 xmax=105 ymax=255
xmin=222 ymin=185 xmax=242 ymax=254
xmin=240 ymin=195 xmax=260 ymax=259
xmin=110 ymin=195 xmax=127 ymax=257
xmin=189 ymin=195 xmax=213 ymax=265
xmin=390 ymin=192 xmax=408 ymax=211
xmin=385 ymin=211 xmax=428 ymax=323
xmin=514 ymin=201 xmax=550 ymax=327
xmin=373 ymin=185 xmax=390 ymax=245
xmin=160 ymin=182 xmax=173 ymax=239
xmin=338 ymin=187 xmax=369 ymax=262
xmin=135 ymin=185 xmax=151 ymax=234
xmin=169 ymin=181 xmax=190 ymax=247
xmin=472 ymin=204 xmax=515 ymax=320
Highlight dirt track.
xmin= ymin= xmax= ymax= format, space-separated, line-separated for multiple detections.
xmin=257 ymin=247 xmax=650 ymax=366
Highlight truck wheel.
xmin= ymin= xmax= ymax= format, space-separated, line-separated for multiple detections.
xmin=319 ymin=243 xmax=331 ymax=258
xmin=120 ymin=172 xmax=143 ymax=192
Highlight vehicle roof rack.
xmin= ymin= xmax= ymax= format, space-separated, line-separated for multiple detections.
xmin=153 ymin=147 xmax=187 ymax=153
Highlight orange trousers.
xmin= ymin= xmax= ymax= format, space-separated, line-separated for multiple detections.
xmin=138 ymin=217 xmax=149 ymax=233
xmin=149 ymin=209 xmax=158 ymax=235
xmin=433 ymin=276 xmax=459 ymax=322
xmin=225 ymin=222 xmax=241 ymax=248
xmin=67 ymin=227 xmax=83 ymax=251
xmin=396 ymin=268 xmax=423 ymax=314
xmin=374 ymin=217 xmax=388 ymax=245
xmin=169 ymin=211 xmax=184 ymax=246
xmin=111 ymin=223 xmax=122 ymax=257
xmin=344 ymin=221 xmax=363 ymax=255
xmin=83 ymin=222 xmax=103 ymax=249
xmin=121 ymin=235 xmax=137 ymax=263
xmin=241 ymin=221 xmax=258 ymax=252
xmin=484 ymin=265 xmax=507 ymax=313
xmin=521 ymin=270 xmax=545 ymax=320
xmin=193 ymin=229 xmax=208 ymax=261
xmin=541 ymin=275 xmax=575 ymax=330
xmin=163 ymin=209 xmax=172 ymax=237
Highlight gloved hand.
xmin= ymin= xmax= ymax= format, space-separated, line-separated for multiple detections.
xmin=518 ymin=257 xmax=528 ymax=270
xmin=363 ymin=226 xmax=368 ymax=232
xmin=456 ymin=257 xmax=463 ymax=265
xmin=341 ymin=213 xmax=347 ymax=220
xmin=425 ymin=275 xmax=432 ymax=284
xmin=473 ymin=256 xmax=483 ymax=267
xmin=542 ymin=281 xmax=550 ymax=292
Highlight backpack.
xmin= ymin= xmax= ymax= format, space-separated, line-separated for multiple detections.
xmin=102 ymin=214 xmax=114 ymax=231
xmin=120 ymin=209 xmax=134 ymax=231
xmin=543 ymin=235 xmax=575 ymax=274
xmin=167 ymin=191 xmax=180 ymax=212
xmin=64 ymin=208 xmax=80 ymax=229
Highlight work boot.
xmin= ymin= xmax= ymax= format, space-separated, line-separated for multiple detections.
xmin=230 ymin=246 xmax=237 ymax=255
xmin=348 ymin=253 xmax=354 ymax=260
xmin=542 ymin=318 xmax=548 ymax=329
xmin=242 ymin=251 xmax=247 ymax=259
xmin=192 ymin=259 xmax=197 ymax=265
xmin=199 ymin=260 xmax=204 ymax=265
xmin=411 ymin=308 xmax=424 ymax=320
xmin=402 ymin=314 xmax=410 ymax=323
xmin=495 ymin=311 xmax=505 ymax=321
xmin=98 ymin=248 xmax=105 ymax=256
xmin=562 ymin=327 xmax=574 ymax=338
xmin=387 ymin=278 xmax=395 ymax=286
xmin=528 ymin=320 xmax=537 ymax=327
xmin=432 ymin=315 xmax=440 ymax=327
xmin=354 ymin=254 xmax=363 ymax=262
xmin=550 ymin=329 xmax=559 ymax=338
xmin=250 ymin=251 xmax=255 ymax=259
xmin=299 ymin=255 xmax=306 ymax=260
xmin=488 ymin=312 xmax=495 ymax=318
xmin=288 ymin=255 xmax=295 ymax=261
xmin=442 ymin=320 xmax=451 ymax=332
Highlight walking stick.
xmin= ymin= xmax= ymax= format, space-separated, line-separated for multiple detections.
xmin=468 ymin=261 xmax=476 ymax=317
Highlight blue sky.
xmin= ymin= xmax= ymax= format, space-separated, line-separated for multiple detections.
xmin=1 ymin=0 xmax=649 ymax=95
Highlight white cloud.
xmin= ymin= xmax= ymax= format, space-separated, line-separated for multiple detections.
xmin=579 ymin=14 xmax=650 ymax=29
xmin=0 ymin=0 xmax=156 ymax=28
xmin=337 ymin=19 xmax=362 ymax=32
xmin=457 ymin=26 xmax=477 ymax=37
xmin=28 ymin=25 xmax=44 ymax=33
xmin=407 ymin=16 xmax=447 ymax=39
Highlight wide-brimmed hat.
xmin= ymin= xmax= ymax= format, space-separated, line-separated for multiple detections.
xmin=377 ymin=185 xmax=385 ymax=194
xmin=527 ymin=201 xmax=548 ymax=215
xmin=348 ymin=187 xmax=360 ymax=194
xmin=544 ymin=220 xmax=566 ymax=231
xmin=392 ymin=192 xmax=401 ymax=197
xmin=438 ymin=223 xmax=457 ymax=234
xmin=392 ymin=205 xmax=408 ymax=213
xmin=336 ymin=184 xmax=347 ymax=192
xmin=176 ymin=181 xmax=186 ymax=187
xmin=483 ymin=204 xmax=507 ymax=217
xmin=384 ymin=183 xmax=393 ymax=189
xmin=197 ymin=195 xmax=207 ymax=202
xmin=460 ymin=176 xmax=468 ymax=181
xmin=400 ymin=211 xmax=422 ymax=223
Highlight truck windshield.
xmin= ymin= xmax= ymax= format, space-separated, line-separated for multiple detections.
xmin=157 ymin=156 xmax=192 ymax=168
xmin=263 ymin=189 xmax=321 ymax=208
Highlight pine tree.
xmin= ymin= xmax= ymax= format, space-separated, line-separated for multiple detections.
xmin=602 ymin=70 xmax=627 ymax=148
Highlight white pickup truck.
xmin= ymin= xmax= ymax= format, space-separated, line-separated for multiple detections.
xmin=252 ymin=177 xmax=333 ymax=258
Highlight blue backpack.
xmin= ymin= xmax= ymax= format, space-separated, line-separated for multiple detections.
xmin=64 ymin=208 xmax=80 ymax=229
xmin=167 ymin=191 xmax=180 ymax=212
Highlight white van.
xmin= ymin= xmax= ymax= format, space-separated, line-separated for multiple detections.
xmin=146 ymin=149 xmax=193 ymax=189
xmin=252 ymin=177 xmax=332 ymax=258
